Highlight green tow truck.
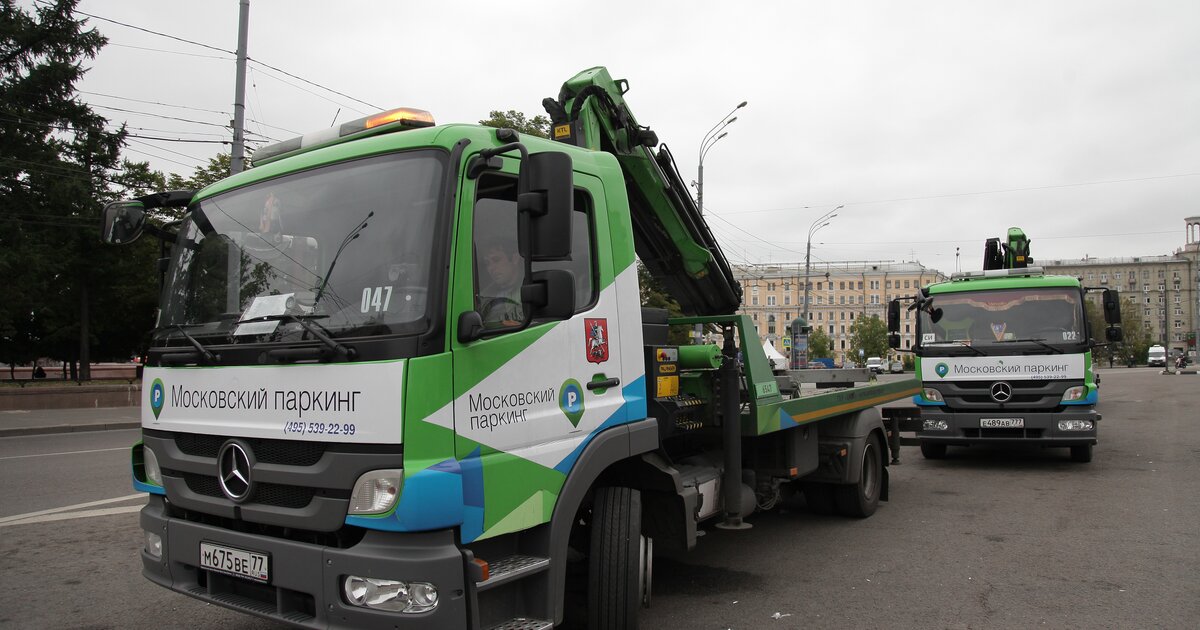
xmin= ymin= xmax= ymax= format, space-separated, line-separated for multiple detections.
xmin=885 ymin=228 xmax=1124 ymax=463
xmin=104 ymin=67 xmax=918 ymax=629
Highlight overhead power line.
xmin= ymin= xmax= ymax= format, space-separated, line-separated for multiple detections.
xmin=79 ymin=90 xmax=232 ymax=116
xmin=67 ymin=5 xmax=235 ymax=55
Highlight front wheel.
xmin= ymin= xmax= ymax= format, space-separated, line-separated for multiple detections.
xmin=835 ymin=434 xmax=884 ymax=518
xmin=1070 ymin=444 xmax=1094 ymax=463
xmin=589 ymin=487 xmax=643 ymax=630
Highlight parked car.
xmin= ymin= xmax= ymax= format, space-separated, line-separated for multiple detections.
xmin=866 ymin=357 xmax=884 ymax=373
xmin=889 ymin=360 xmax=904 ymax=374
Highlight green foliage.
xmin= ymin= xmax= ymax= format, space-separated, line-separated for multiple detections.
xmin=167 ymin=153 xmax=233 ymax=191
xmin=637 ymin=260 xmax=691 ymax=345
xmin=849 ymin=314 xmax=889 ymax=362
xmin=0 ymin=0 xmax=125 ymax=374
xmin=807 ymin=326 xmax=832 ymax=359
xmin=479 ymin=110 xmax=551 ymax=139
xmin=1113 ymin=296 xmax=1152 ymax=365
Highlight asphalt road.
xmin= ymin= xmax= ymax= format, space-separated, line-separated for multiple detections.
xmin=0 ymin=368 xmax=1195 ymax=629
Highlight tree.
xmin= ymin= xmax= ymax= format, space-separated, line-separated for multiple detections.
xmin=637 ymin=260 xmax=690 ymax=345
xmin=479 ymin=110 xmax=551 ymax=138
xmin=807 ymin=326 xmax=832 ymax=359
xmin=167 ymin=153 xmax=233 ymax=190
xmin=1 ymin=0 xmax=123 ymax=380
xmin=1114 ymin=296 xmax=1152 ymax=366
xmin=849 ymin=314 xmax=888 ymax=364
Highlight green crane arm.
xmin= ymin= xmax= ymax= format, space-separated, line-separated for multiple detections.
xmin=542 ymin=66 xmax=742 ymax=316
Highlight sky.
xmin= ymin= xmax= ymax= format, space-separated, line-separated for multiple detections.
xmin=44 ymin=0 xmax=1200 ymax=274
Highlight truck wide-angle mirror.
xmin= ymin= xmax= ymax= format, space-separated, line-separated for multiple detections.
xmin=887 ymin=299 xmax=901 ymax=332
xmin=100 ymin=200 xmax=146 ymax=245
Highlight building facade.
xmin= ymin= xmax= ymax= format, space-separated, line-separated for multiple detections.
xmin=1040 ymin=217 xmax=1200 ymax=357
xmin=733 ymin=261 xmax=948 ymax=366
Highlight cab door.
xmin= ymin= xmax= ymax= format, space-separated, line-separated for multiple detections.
xmin=447 ymin=162 xmax=630 ymax=541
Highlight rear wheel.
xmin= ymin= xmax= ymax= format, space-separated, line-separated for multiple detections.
xmin=835 ymin=434 xmax=883 ymax=518
xmin=589 ymin=487 xmax=643 ymax=630
xmin=920 ymin=441 xmax=948 ymax=459
xmin=1070 ymin=444 xmax=1094 ymax=463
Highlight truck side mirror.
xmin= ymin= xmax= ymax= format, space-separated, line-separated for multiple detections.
xmin=887 ymin=299 xmax=901 ymax=333
xmin=888 ymin=333 xmax=901 ymax=349
xmin=1102 ymin=289 xmax=1122 ymax=324
xmin=519 ymin=151 xmax=573 ymax=262
xmin=100 ymin=200 xmax=146 ymax=245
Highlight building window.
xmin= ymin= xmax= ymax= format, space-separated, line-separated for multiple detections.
xmin=904 ymin=280 xmax=911 ymax=288
xmin=905 ymin=324 xmax=910 ymax=333
xmin=784 ymin=295 xmax=791 ymax=305
xmin=1142 ymin=270 xmax=1150 ymax=279
xmin=752 ymin=286 xmax=758 ymax=295
xmin=768 ymin=315 xmax=776 ymax=334
xmin=816 ymin=282 xmax=822 ymax=290
xmin=840 ymin=295 xmax=846 ymax=304
xmin=752 ymin=296 xmax=759 ymax=306
xmin=1115 ymin=272 xmax=1122 ymax=280
xmin=870 ymin=295 xmax=879 ymax=304
xmin=768 ymin=282 xmax=776 ymax=291
xmin=1174 ymin=320 xmax=1183 ymax=329
xmin=767 ymin=296 xmax=776 ymax=306
xmin=828 ymin=325 xmax=834 ymax=334
xmin=1143 ymin=284 xmax=1150 ymax=292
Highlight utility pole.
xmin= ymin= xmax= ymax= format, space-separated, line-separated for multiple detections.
xmin=230 ymin=0 xmax=250 ymax=174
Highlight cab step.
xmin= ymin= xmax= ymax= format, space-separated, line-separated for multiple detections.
xmin=486 ymin=618 xmax=553 ymax=630
xmin=476 ymin=554 xmax=550 ymax=592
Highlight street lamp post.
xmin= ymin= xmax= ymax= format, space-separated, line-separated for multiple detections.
xmin=696 ymin=101 xmax=747 ymax=215
xmin=692 ymin=101 xmax=746 ymax=344
xmin=802 ymin=205 xmax=843 ymax=324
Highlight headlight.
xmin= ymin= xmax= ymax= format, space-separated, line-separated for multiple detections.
xmin=343 ymin=576 xmax=438 ymax=613
xmin=922 ymin=388 xmax=944 ymax=403
xmin=1058 ymin=419 xmax=1094 ymax=431
xmin=923 ymin=418 xmax=950 ymax=431
xmin=1061 ymin=386 xmax=1086 ymax=402
xmin=349 ymin=469 xmax=403 ymax=515
xmin=144 ymin=446 xmax=163 ymax=487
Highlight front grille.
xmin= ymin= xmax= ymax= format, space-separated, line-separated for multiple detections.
xmin=181 ymin=472 xmax=316 ymax=508
xmin=939 ymin=379 xmax=1074 ymax=412
xmin=174 ymin=434 xmax=327 ymax=466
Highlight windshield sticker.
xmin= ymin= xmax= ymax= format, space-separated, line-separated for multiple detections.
xmin=1062 ymin=331 xmax=1079 ymax=341
xmin=234 ymin=293 xmax=293 ymax=336
xmin=922 ymin=333 xmax=936 ymax=343
xmin=990 ymin=322 xmax=1007 ymax=341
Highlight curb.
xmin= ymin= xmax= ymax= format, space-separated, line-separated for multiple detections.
xmin=0 ymin=421 xmax=141 ymax=438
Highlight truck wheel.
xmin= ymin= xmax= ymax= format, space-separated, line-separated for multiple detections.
xmin=801 ymin=481 xmax=836 ymax=515
xmin=1070 ymin=444 xmax=1093 ymax=463
xmin=920 ymin=442 xmax=948 ymax=459
xmin=835 ymin=434 xmax=883 ymax=518
xmin=589 ymin=487 xmax=642 ymax=630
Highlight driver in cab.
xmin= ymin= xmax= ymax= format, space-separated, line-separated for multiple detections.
xmin=478 ymin=238 xmax=525 ymax=328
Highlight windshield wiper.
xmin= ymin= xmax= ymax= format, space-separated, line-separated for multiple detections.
xmin=995 ymin=338 xmax=1064 ymax=354
xmin=237 ymin=314 xmax=355 ymax=360
xmin=925 ymin=340 xmax=986 ymax=356
xmin=153 ymin=324 xmax=220 ymax=364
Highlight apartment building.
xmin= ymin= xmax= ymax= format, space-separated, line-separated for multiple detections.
xmin=1040 ymin=216 xmax=1200 ymax=356
xmin=733 ymin=260 xmax=948 ymax=366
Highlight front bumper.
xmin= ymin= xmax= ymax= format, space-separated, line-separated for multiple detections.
xmin=917 ymin=408 xmax=1098 ymax=447
xmin=140 ymin=496 xmax=470 ymax=629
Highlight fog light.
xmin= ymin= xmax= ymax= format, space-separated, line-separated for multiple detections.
xmin=343 ymin=576 xmax=437 ymax=613
xmin=922 ymin=388 xmax=944 ymax=403
xmin=923 ymin=418 xmax=950 ymax=431
xmin=1058 ymin=419 xmax=1094 ymax=431
xmin=145 ymin=532 xmax=162 ymax=559
xmin=348 ymin=469 xmax=403 ymax=515
xmin=1061 ymin=386 xmax=1086 ymax=402
xmin=144 ymin=447 xmax=163 ymax=487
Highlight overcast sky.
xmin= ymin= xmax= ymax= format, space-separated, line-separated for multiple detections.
xmin=53 ymin=0 xmax=1200 ymax=273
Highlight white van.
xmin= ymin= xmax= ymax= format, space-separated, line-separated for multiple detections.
xmin=1147 ymin=345 xmax=1167 ymax=367
xmin=866 ymin=357 xmax=884 ymax=373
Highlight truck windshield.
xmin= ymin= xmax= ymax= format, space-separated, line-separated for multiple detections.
xmin=918 ymin=287 xmax=1085 ymax=353
xmin=157 ymin=151 xmax=445 ymax=342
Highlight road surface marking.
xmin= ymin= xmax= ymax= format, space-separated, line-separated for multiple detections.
xmin=0 ymin=493 xmax=145 ymax=525
xmin=0 ymin=505 xmax=143 ymax=528
xmin=0 ymin=447 xmax=127 ymax=461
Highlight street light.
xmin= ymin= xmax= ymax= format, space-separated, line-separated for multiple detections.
xmin=696 ymin=101 xmax=746 ymax=215
xmin=802 ymin=205 xmax=843 ymax=325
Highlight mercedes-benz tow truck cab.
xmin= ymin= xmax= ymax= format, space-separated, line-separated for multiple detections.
xmin=887 ymin=228 xmax=1123 ymax=464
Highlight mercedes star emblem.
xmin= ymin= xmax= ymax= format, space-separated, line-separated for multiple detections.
xmin=217 ymin=441 xmax=253 ymax=502
xmin=990 ymin=381 xmax=1013 ymax=403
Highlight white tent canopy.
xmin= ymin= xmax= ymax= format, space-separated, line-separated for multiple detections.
xmin=762 ymin=340 xmax=787 ymax=370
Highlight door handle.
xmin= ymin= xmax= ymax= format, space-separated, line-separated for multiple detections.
xmin=587 ymin=377 xmax=620 ymax=391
